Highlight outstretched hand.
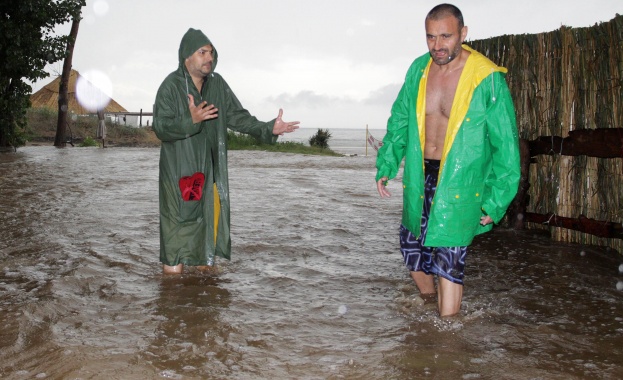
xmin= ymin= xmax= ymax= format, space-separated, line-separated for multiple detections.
xmin=188 ymin=94 xmax=218 ymax=124
xmin=272 ymin=109 xmax=300 ymax=135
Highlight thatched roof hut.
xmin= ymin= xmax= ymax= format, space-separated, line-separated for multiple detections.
xmin=30 ymin=69 xmax=127 ymax=114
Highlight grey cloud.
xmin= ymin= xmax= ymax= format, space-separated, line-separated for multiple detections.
xmin=364 ymin=83 xmax=401 ymax=106
xmin=265 ymin=90 xmax=356 ymax=108
xmin=265 ymin=83 xmax=401 ymax=110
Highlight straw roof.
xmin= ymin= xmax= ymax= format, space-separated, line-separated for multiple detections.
xmin=30 ymin=69 xmax=127 ymax=114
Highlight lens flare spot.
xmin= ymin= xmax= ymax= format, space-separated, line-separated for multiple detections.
xmin=76 ymin=70 xmax=112 ymax=112
xmin=93 ymin=0 xmax=110 ymax=16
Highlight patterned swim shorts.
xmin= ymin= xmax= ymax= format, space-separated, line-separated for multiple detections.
xmin=399 ymin=159 xmax=468 ymax=285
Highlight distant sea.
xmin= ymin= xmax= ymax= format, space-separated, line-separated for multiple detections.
xmin=279 ymin=127 xmax=386 ymax=156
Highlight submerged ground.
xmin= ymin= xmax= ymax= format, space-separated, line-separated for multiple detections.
xmin=1 ymin=147 xmax=622 ymax=379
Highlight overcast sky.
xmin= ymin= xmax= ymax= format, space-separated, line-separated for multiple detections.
xmin=32 ymin=0 xmax=622 ymax=129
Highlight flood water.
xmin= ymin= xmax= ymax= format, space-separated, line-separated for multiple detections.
xmin=1 ymin=146 xmax=622 ymax=380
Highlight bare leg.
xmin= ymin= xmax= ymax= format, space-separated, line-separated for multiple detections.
xmin=163 ymin=264 xmax=183 ymax=274
xmin=410 ymin=271 xmax=436 ymax=297
xmin=438 ymin=277 xmax=463 ymax=317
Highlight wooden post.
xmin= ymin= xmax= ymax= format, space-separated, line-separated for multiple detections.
xmin=365 ymin=124 xmax=368 ymax=157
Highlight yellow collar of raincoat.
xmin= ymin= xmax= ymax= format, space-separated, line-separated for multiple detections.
xmin=416 ymin=45 xmax=507 ymax=176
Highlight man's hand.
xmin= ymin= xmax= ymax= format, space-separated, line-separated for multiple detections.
xmin=272 ymin=109 xmax=300 ymax=135
xmin=377 ymin=177 xmax=391 ymax=198
xmin=188 ymin=94 xmax=218 ymax=124
xmin=480 ymin=215 xmax=493 ymax=226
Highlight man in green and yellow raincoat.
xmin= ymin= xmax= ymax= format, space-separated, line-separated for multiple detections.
xmin=376 ymin=4 xmax=520 ymax=317
xmin=154 ymin=28 xmax=299 ymax=274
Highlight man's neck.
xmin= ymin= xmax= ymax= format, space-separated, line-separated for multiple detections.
xmin=190 ymin=75 xmax=205 ymax=92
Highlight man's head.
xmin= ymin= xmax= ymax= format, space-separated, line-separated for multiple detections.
xmin=185 ymin=44 xmax=215 ymax=80
xmin=179 ymin=28 xmax=218 ymax=78
xmin=425 ymin=4 xmax=467 ymax=65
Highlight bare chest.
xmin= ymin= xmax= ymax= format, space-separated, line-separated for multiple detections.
xmin=425 ymin=70 xmax=462 ymax=118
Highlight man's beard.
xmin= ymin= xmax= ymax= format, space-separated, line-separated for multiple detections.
xmin=430 ymin=43 xmax=462 ymax=65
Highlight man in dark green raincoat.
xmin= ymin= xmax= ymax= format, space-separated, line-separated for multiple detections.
xmin=154 ymin=28 xmax=299 ymax=274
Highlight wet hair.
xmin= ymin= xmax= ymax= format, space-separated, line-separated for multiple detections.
xmin=426 ymin=3 xmax=464 ymax=30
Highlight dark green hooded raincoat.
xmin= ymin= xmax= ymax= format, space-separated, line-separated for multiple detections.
xmin=153 ymin=28 xmax=277 ymax=266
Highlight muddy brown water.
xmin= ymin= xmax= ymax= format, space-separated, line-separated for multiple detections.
xmin=1 ymin=147 xmax=622 ymax=379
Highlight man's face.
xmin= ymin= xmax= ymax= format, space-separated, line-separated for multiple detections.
xmin=425 ymin=16 xmax=466 ymax=65
xmin=185 ymin=44 xmax=214 ymax=78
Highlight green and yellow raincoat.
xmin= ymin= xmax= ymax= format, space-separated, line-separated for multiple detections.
xmin=376 ymin=45 xmax=520 ymax=247
xmin=153 ymin=28 xmax=277 ymax=266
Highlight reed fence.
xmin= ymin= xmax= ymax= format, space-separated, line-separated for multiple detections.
xmin=469 ymin=14 xmax=623 ymax=254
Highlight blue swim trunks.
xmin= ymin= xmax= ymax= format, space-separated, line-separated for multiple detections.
xmin=399 ymin=159 xmax=468 ymax=285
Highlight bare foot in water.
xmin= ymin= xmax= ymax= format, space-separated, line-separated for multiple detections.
xmin=163 ymin=264 xmax=183 ymax=274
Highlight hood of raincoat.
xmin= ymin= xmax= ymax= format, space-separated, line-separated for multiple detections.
xmin=178 ymin=28 xmax=218 ymax=72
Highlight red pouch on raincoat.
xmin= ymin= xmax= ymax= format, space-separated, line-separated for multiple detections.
xmin=179 ymin=172 xmax=205 ymax=201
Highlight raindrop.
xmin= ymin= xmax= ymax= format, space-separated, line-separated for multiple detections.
xmin=580 ymin=250 xmax=585 ymax=257
xmin=616 ymin=281 xmax=623 ymax=291
xmin=338 ymin=305 xmax=348 ymax=315
xmin=618 ymin=264 xmax=623 ymax=274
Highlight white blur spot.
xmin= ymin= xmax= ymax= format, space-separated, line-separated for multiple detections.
xmin=76 ymin=70 xmax=112 ymax=112
xmin=619 ymin=264 xmax=623 ymax=274
xmin=617 ymin=281 xmax=623 ymax=291
xmin=580 ymin=250 xmax=585 ymax=257
xmin=338 ymin=305 xmax=348 ymax=315
xmin=516 ymin=213 xmax=524 ymax=221
xmin=93 ymin=0 xmax=110 ymax=16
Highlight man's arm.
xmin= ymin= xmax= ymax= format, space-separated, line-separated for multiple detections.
xmin=219 ymin=78 xmax=280 ymax=144
xmin=153 ymin=84 xmax=204 ymax=142
xmin=481 ymin=73 xmax=521 ymax=223
xmin=375 ymin=81 xmax=410 ymax=182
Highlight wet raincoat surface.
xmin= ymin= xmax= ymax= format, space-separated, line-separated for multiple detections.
xmin=376 ymin=45 xmax=520 ymax=247
xmin=154 ymin=28 xmax=277 ymax=266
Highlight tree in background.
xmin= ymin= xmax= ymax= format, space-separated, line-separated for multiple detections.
xmin=0 ymin=0 xmax=85 ymax=149
xmin=55 ymin=13 xmax=82 ymax=147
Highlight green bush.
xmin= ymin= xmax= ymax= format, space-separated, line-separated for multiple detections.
xmin=308 ymin=128 xmax=332 ymax=149
xmin=79 ymin=136 xmax=98 ymax=147
xmin=226 ymin=130 xmax=260 ymax=149
xmin=226 ymin=130 xmax=340 ymax=156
